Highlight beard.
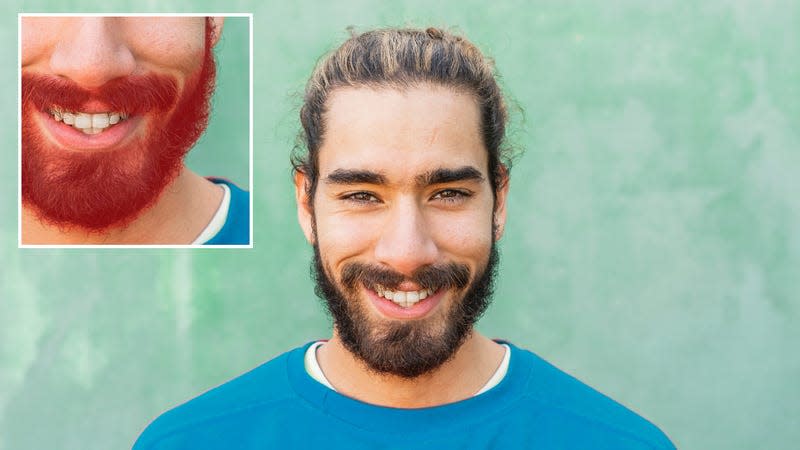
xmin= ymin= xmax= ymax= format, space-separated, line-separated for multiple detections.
xmin=312 ymin=242 xmax=499 ymax=379
xmin=20 ymin=20 xmax=217 ymax=232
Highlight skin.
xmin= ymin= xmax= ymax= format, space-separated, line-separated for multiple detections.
xmin=295 ymin=85 xmax=511 ymax=408
xmin=20 ymin=17 xmax=225 ymax=244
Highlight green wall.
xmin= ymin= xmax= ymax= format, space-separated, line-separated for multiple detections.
xmin=3 ymin=2 xmax=799 ymax=449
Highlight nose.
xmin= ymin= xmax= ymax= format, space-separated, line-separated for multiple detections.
xmin=49 ymin=18 xmax=136 ymax=89
xmin=373 ymin=198 xmax=439 ymax=276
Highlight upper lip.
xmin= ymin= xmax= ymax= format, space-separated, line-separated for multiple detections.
xmin=372 ymin=283 xmax=433 ymax=293
xmin=56 ymin=99 xmax=119 ymax=114
xmin=49 ymin=107 xmax=126 ymax=115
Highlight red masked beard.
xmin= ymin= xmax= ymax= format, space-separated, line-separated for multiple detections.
xmin=21 ymin=20 xmax=217 ymax=232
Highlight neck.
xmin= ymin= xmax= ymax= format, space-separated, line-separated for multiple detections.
xmin=317 ymin=330 xmax=505 ymax=408
xmin=21 ymin=166 xmax=224 ymax=244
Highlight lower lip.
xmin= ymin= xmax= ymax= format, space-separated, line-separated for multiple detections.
xmin=367 ymin=286 xmax=445 ymax=320
xmin=35 ymin=109 xmax=142 ymax=152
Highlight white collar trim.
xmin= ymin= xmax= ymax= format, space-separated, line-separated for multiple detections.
xmin=303 ymin=341 xmax=511 ymax=396
xmin=191 ymin=183 xmax=231 ymax=244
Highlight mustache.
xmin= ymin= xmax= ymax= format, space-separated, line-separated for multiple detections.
xmin=340 ymin=261 xmax=471 ymax=293
xmin=21 ymin=73 xmax=178 ymax=115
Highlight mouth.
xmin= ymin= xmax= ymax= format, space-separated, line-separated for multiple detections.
xmin=366 ymin=283 xmax=445 ymax=320
xmin=33 ymin=106 xmax=142 ymax=152
xmin=374 ymin=286 xmax=435 ymax=309
xmin=49 ymin=108 xmax=130 ymax=135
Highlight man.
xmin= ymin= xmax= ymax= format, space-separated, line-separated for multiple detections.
xmin=135 ymin=28 xmax=674 ymax=448
xmin=20 ymin=16 xmax=249 ymax=245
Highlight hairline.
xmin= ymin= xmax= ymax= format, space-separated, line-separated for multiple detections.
xmin=296 ymin=79 xmax=487 ymax=178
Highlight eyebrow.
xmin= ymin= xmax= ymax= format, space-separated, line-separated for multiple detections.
xmin=323 ymin=166 xmax=485 ymax=187
xmin=324 ymin=169 xmax=387 ymax=185
xmin=416 ymin=166 xmax=485 ymax=186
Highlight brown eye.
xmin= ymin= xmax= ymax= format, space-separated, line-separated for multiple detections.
xmin=432 ymin=189 xmax=471 ymax=203
xmin=343 ymin=191 xmax=379 ymax=204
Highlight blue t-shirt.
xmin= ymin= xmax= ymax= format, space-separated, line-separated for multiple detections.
xmin=134 ymin=342 xmax=674 ymax=449
xmin=203 ymin=178 xmax=250 ymax=245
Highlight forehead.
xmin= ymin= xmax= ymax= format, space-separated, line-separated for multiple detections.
xmin=318 ymin=85 xmax=487 ymax=177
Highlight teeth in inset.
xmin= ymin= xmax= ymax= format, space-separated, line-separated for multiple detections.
xmin=50 ymin=109 xmax=127 ymax=134
xmin=74 ymin=113 xmax=92 ymax=129
xmin=92 ymin=114 xmax=110 ymax=128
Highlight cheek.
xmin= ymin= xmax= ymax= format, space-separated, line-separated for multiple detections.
xmin=138 ymin=41 xmax=204 ymax=76
xmin=124 ymin=18 xmax=206 ymax=73
xmin=20 ymin=19 xmax=61 ymax=66
xmin=145 ymin=38 xmax=203 ymax=71
xmin=315 ymin=212 xmax=379 ymax=263
xmin=429 ymin=211 xmax=494 ymax=262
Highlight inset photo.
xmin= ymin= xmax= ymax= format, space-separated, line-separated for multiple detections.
xmin=19 ymin=14 xmax=252 ymax=247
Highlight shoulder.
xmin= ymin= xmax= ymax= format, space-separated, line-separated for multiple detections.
xmin=204 ymin=177 xmax=250 ymax=245
xmin=133 ymin=345 xmax=304 ymax=450
xmin=505 ymin=343 xmax=675 ymax=450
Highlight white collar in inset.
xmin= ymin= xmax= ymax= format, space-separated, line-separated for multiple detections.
xmin=191 ymin=183 xmax=231 ymax=244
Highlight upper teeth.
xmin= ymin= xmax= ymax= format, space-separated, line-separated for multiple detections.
xmin=376 ymin=286 xmax=434 ymax=308
xmin=50 ymin=109 xmax=128 ymax=135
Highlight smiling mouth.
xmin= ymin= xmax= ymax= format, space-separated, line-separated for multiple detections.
xmin=374 ymin=285 xmax=436 ymax=308
xmin=49 ymin=108 xmax=130 ymax=135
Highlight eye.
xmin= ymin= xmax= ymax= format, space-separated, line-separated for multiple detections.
xmin=341 ymin=191 xmax=380 ymax=204
xmin=431 ymin=189 xmax=472 ymax=203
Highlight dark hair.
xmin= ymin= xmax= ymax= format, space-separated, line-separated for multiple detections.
xmin=293 ymin=27 xmax=513 ymax=201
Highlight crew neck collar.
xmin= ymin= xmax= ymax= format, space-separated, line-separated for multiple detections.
xmin=285 ymin=340 xmax=531 ymax=435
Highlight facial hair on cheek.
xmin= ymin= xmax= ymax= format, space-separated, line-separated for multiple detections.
xmin=311 ymin=239 xmax=499 ymax=379
xmin=20 ymin=22 xmax=217 ymax=232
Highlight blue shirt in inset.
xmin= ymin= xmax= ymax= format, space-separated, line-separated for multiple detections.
xmin=203 ymin=178 xmax=249 ymax=245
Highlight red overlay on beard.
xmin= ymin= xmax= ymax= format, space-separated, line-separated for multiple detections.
xmin=21 ymin=22 xmax=217 ymax=233
xmin=23 ymin=73 xmax=178 ymax=117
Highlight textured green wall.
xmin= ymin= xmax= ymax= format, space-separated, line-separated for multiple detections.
xmin=3 ymin=1 xmax=799 ymax=449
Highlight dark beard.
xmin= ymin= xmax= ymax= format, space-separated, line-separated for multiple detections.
xmin=312 ymin=243 xmax=499 ymax=379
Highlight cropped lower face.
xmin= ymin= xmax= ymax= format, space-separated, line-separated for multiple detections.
xmin=301 ymin=85 xmax=508 ymax=378
xmin=20 ymin=17 xmax=219 ymax=231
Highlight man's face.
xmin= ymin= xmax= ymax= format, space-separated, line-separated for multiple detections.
xmin=297 ymin=85 xmax=509 ymax=378
xmin=21 ymin=17 xmax=220 ymax=231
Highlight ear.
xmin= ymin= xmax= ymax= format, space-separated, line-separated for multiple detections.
xmin=294 ymin=171 xmax=316 ymax=245
xmin=492 ymin=165 xmax=510 ymax=241
xmin=208 ymin=17 xmax=225 ymax=47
